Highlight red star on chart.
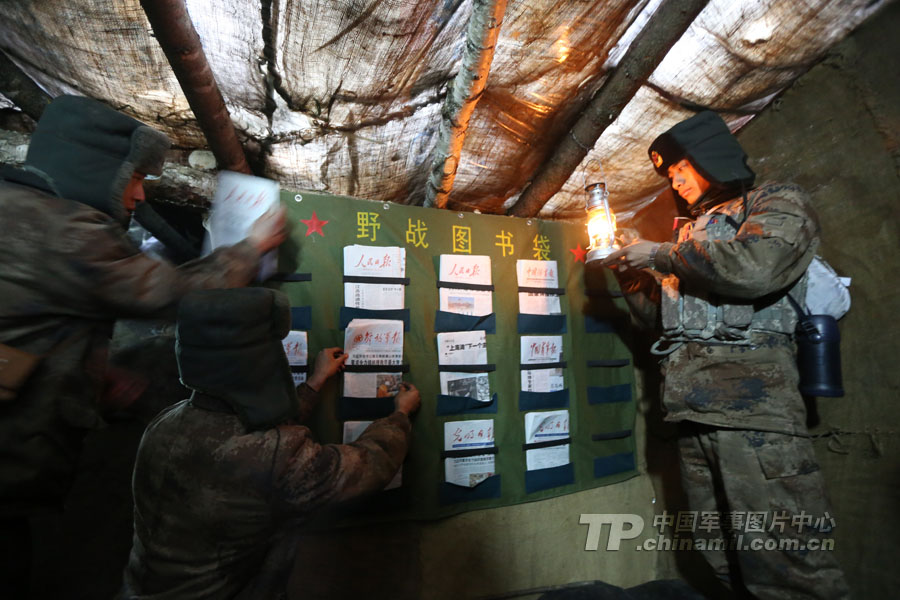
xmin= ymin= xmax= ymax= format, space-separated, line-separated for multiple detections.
xmin=569 ymin=244 xmax=587 ymax=263
xmin=300 ymin=211 xmax=328 ymax=237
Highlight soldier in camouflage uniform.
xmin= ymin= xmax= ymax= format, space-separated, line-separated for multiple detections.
xmin=604 ymin=111 xmax=849 ymax=599
xmin=0 ymin=96 xmax=284 ymax=595
xmin=120 ymin=287 xmax=420 ymax=599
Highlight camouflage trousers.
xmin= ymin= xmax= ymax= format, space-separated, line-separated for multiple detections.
xmin=678 ymin=423 xmax=850 ymax=600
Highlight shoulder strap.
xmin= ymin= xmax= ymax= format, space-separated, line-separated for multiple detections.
xmin=785 ymin=293 xmax=821 ymax=341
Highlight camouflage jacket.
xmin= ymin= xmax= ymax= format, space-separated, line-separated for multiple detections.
xmin=618 ymin=182 xmax=820 ymax=434
xmin=0 ymin=178 xmax=261 ymax=514
xmin=121 ymin=385 xmax=412 ymax=599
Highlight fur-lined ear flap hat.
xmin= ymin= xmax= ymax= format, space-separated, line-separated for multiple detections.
xmin=24 ymin=95 xmax=170 ymax=224
xmin=176 ymin=288 xmax=299 ymax=431
xmin=648 ymin=110 xmax=755 ymax=189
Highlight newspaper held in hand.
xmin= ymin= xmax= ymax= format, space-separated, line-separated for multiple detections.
xmin=443 ymin=419 xmax=495 ymax=487
xmin=281 ymin=330 xmax=308 ymax=387
xmin=520 ymin=335 xmax=564 ymax=392
xmin=524 ymin=410 xmax=570 ymax=471
xmin=342 ymin=319 xmax=404 ymax=398
xmin=205 ymin=170 xmax=280 ymax=281
xmin=343 ymin=245 xmax=406 ymax=310
xmin=437 ymin=331 xmax=490 ymax=402
xmin=343 ymin=421 xmax=402 ymax=489
xmin=516 ymin=259 xmax=561 ymax=315
xmin=439 ymin=255 xmax=492 ymax=316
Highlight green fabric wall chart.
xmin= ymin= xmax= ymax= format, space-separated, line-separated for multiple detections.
xmin=275 ymin=190 xmax=638 ymax=521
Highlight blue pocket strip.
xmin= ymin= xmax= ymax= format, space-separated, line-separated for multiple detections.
xmin=518 ymin=389 xmax=569 ymax=411
xmin=525 ymin=463 xmax=575 ymax=494
xmin=593 ymin=452 xmax=636 ymax=478
xmin=290 ymin=306 xmax=312 ymax=330
xmin=587 ymin=384 xmax=632 ymax=404
xmin=517 ymin=313 xmax=567 ymax=334
xmin=434 ymin=311 xmax=496 ymax=334
xmin=436 ymin=393 xmax=498 ymax=415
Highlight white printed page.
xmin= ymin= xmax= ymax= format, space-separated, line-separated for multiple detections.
xmin=342 ymin=319 xmax=404 ymax=398
xmin=343 ymin=245 xmax=406 ymax=309
xmin=205 ymin=171 xmax=280 ymax=279
xmin=282 ymin=330 xmax=309 ymax=387
xmin=438 ymin=255 xmax=492 ymax=316
xmin=207 ymin=171 xmax=280 ymax=248
xmin=439 ymin=372 xmax=491 ymax=402
xmin=437 ymin=331 xmax=488 ymax=365
xmin=281 ymin=331 xmax=308 ymax=366
xmin=443 ymin=419 xmax=495 ymax=487
xmin=524 ymin=410 xmax=570 ymax=471
xmin=516 ymin=259 xmax=561 ymax=315
xmin=520 ymin=335 xmax=564 ymax=392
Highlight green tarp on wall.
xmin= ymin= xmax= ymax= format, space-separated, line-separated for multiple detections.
xmin=277 ymin=191 xmax=638 ymax=520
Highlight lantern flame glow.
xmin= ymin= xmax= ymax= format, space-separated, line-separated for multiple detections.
xmin=585 ymin=182 xmax=618 ymax=262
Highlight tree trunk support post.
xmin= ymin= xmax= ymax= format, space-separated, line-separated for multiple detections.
xmin=423 ymin=0 xmax=508 ymax=209
xmin=140 ymin=0 xmax=251 ymax=175
xmin=507 ymin=0 xmax=709 ymax=218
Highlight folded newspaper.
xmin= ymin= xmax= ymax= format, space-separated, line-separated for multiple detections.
xmin=343 ymin=245 xmax=406 ymax=310
xmin=443 ymin=419 xmax=495 ymax=487
xmin=520 ymin=335 xmax=564 ymax=392
xmin=342 ymin=319 xmax=404 ymax=398
xmin=281 ymin=330 xmax=308 ymax=387
xmin=437 ymin=331 xmax=490 ymax=402
xmin=204 ymin=170 xmax=280 ymax=281
xmin=516 ymin=259 xmax=561 ymax=315
xmin=524 ymin=410 xmax=570 ymax=471
xmin=438 ymin=254 xmax=492 ymax=316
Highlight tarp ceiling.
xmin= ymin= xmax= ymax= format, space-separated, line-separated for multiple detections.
xmin=0 ymin=0 xmax=887 ymax=222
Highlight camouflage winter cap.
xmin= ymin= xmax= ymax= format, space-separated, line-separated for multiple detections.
xmin=25 ymin=95 xmax=170 ymax=222
xmin=648 ymin=111 xmax=755 ymax=188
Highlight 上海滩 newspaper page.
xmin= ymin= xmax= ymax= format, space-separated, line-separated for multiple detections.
xmin=437 ymin=331 xmax=490 ymax=401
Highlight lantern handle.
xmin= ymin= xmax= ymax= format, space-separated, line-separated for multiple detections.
xmin=582 ymin=157 xmax=609 ymax=192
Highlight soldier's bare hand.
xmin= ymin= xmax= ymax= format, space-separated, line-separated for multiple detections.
xmin=247 ymin=204 xmax=287 ymax=254
xmin=307 ymin=347 xmax=347 ymax=391
xmin=394 ymin=382 xmax=421 ymax=417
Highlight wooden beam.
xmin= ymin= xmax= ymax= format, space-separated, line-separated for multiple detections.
xmin=0 ymin=51 xmax=52 ymax=122
xmin=140 ymin=0 xmax=251 ymax=174
xmin=507 ymin=0 xmax=709 ymax=217
xmin=422 ymin=0 xmax=508 ymax=209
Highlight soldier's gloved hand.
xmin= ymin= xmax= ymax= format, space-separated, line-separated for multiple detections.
xmin=247 ymin=204 xmax=287 ymax=254
xmin=616 ymin=227 xmax=641 ymax=246
xmin=394 ymin=382 xmax=421 ymax=417
xmin=307 ymin=347 xmax=348 ymax=391
xmin=602 ymin=240 xmax=658 ymax=271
